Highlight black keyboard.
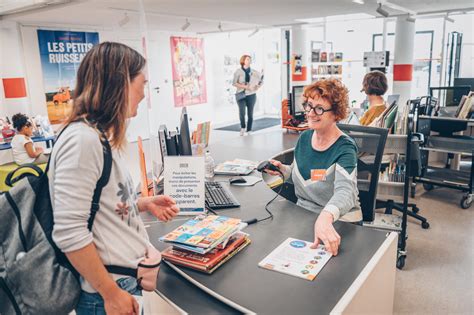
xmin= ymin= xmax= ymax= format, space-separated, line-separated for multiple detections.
xmin=205 ymin=181 xmax=240 ymax=209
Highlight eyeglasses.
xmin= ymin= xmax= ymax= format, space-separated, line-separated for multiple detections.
xmin=302 ymin=101 xmax=333 ymax=116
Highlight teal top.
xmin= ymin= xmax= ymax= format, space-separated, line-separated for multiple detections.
xmin=282 ymin=129 xmax=362 ymax=222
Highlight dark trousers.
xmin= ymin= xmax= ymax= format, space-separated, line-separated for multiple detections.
xmin=237 ymin=94 xmax=256 ymax=131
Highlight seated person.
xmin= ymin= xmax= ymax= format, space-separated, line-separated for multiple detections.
xmin=359 ymin=71 xmax=388 ymax=126
xmin=11 ymin=113 xmax=49 ymax=165
xmin=266 ymin=79 xmax=362 ymax=256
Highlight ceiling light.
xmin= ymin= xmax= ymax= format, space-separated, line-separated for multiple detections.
xmin=248 ymin=28 xmax=259 ymax=37
xmin=445 ymin=15 xmax=455 ymax=23
xmin=218 ymin=22 xmax=223 ymax=32
xmin=406 ymin=15 xmax=416 ymax=22
xmin=352 ymin=0 xmax=365 ymax=4
xmin=181 ymin=18 xmax=190 ymax=31
xmin=118 ymin=12 xmax=130 ymax=27
xmin=376 ymin=3 xmax=389 ymax=18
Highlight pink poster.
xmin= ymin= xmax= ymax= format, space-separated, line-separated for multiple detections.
xmin=170 ymin=37 xmax=207 ymax=107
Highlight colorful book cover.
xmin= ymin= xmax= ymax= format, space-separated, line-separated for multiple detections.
xmin=163 ymin=236 xmax=251 ymax=274
xmin=162 ymin=232 xmax=248 ymax=270
xmin=160 ymin=215 xmax=242 ymax=249
xmin=258 ymin=238 xmax=332 ymax=281
xmin=335 ymin=52 xmax=343 ymax=62
xmin=320 ymin=52 xmax=328 ymax=63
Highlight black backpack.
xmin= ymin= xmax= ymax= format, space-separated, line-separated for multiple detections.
xmin=0 ymin=124 xmax=112 ymax=315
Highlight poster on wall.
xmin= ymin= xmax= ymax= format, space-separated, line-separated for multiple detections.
xmin=37 ymin=30 xmax=99 ymax=124
xmin=170 ymin=36 xmax=207 ymax=107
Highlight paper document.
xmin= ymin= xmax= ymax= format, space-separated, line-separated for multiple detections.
xmin=258 ymin=238 xmax=332 ymax=281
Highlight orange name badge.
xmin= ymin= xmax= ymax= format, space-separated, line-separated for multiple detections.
xmin=311 ymin=169 xmax=327 ymax=182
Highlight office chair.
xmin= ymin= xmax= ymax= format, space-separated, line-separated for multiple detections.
xmin=338 ymin=124 xmax=389 ymax=222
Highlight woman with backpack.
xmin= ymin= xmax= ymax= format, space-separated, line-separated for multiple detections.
xmin=49 ymin=42 xmax=179 ymax=315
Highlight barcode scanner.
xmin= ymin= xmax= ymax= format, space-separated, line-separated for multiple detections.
xmin=257 ymin=160 xmax=280 ymax=173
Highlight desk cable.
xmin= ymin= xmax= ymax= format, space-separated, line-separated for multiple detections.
xmin=244 ymin=169 xmax=284 ymax=225
xmin=205 ymin=170 xmax=284 ymax=225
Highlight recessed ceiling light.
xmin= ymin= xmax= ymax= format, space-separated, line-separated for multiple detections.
xmin=352 ymin=0 xmax=365 ymax=4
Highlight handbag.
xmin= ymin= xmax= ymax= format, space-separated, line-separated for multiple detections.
xmin=235 ymin=90 xmax=246 ymax=102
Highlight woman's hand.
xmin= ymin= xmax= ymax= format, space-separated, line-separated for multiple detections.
xmin=264 ymin=159 xmax=284 ymax=177
xmin=311 ymin=211 xmax=341 ymax=256
xmin=103 ymin=286 xmax=139 ymax=315
xmin=138 ymin=195 xmax=179 ymax=222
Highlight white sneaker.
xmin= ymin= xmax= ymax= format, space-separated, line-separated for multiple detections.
xmin=247 ymin=130 xmax=252 ymax=135
xmin=240 ymin=128 xmax=245 ymax=136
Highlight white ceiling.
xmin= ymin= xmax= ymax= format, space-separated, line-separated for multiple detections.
xmin=2 ymin=0 xmax=473 ymax=33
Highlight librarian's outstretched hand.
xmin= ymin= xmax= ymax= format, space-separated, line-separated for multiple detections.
xmin=138 ymin=195 xmax=180 ymax=222
xmin=311 ymin=211 xmax=341 ymax=256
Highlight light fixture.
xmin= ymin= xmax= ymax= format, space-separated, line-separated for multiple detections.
xmin=118 ymin=12 xmax=130 ymax=27
xmin=406 ymin=15 xmax=416 ymax=23
xmin=248 ymin=28 xmax=259 ymax=37
xmin=218 ymin=22 xmax=223 ymax=32
xmin=376 ymin=3 xmax=389 ymax=17
xmin=181 ymin=18 xmax=190 ymax=31
xmin=445 ymin=15 xmax=455 ymax=23
xmin=352 ymin=0 xmax=365 ymax=4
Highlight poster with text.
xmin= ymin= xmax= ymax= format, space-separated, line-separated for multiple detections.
xmin=170 ymin=37 xmax=207 ymax=107
xmin=37 ymin=30 xmax=99 ymax=124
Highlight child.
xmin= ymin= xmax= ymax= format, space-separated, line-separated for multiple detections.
xmin=11 ymin=113 xmax=49 ymax=165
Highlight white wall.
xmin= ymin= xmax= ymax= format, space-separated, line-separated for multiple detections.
xmin=0 ymin=21 xmax=30 ymax=117
xmin=7 ymin=23 xmax=281 ymax=143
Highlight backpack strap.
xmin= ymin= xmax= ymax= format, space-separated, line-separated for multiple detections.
xmin=87 ymin=130 xmax=112 ymax=231
xmin=5 ymin=163 xmax=44 ymax=187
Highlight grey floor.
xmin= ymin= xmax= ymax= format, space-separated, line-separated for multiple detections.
xmin=125 ymin=123 xmax=474 ymax=314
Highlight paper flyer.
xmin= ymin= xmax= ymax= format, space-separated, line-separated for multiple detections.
xmin=164 ymin=156 xmax=205 ymax=215
xmin=258 ymin=238 xmax=332 ymax=281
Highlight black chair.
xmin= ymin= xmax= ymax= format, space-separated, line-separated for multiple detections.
xmin=338 ymin=124 xmax=389 ymax=222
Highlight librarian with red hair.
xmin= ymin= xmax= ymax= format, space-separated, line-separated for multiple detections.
xmin=266 ymin=78 xmax=362 ymax=256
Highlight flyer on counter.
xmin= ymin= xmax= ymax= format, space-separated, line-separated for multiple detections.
xmin=258 ymin=238 xmax=332 ymax=281
xmin=164 ymin=156 xmax=205 ymax=215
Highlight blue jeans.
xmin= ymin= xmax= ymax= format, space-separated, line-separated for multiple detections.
xmin=237 ymin=94 xmax=257 ymax=131
xmin=75 ymin=277 xmax=142 ymax=315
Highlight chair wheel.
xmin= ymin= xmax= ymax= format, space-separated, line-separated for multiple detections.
xmin=397 ymin=255 xmax=406 ymax=269
xmin=423 ymin=183 xmax=434 ymax=191
xmin=460 ymin=196 xmax=472 ymax=209
xmin=421 ymin=221 xmax=430 ymax=229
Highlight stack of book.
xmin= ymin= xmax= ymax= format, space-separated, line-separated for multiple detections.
xmin=160 ymin=215 xmax=250 ymax=273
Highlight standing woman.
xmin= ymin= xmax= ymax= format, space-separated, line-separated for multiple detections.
xmin=233 ymin=55 xmax=263 ymax=136
xmin=49 ymin=42 xmax=180 ymax=315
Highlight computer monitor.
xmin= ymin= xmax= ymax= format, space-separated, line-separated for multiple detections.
xmin=454 ymin=78 xmax=474 ymax=91
xmin=430 ymin=86 xmax=470 ymax=107
xmin=387 ymin=94 xmax=400 ymax=106
xmin=291 ymin=85 xmax=306 ymax=117
xmin=178 ymin=107 xmax=192 ymax=156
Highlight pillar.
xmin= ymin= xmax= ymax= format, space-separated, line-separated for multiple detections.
xmin=291 ymin=25 xmax=308 ymax=84
xmin=393 ymin=16 xmax=416 ymax=111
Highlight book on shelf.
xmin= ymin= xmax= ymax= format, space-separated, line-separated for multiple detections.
xmin=328 ymin=52 xmax=335 ymax=62
xmin=456 ymin=92 xmax=474 ymax=119
xmin=335 ymin=52 xmax=343 ymax=62
xmin=363 ymin=213 xmax=402 ymax=231
xmin=162 ymin=232 xmax=250 ymax=274
xmin=311 ymin=49 xmax=320 ymax=62
xmin=320 ymin=52 xmax=327 ymax=62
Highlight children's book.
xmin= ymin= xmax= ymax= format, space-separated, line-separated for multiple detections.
xmin=162 ymin=232 xmax=250 ymax=273
xmin=160 ymin=215 xmax=242 ymax=249
xmin=258 ymin=238 xmax=332 ymax=281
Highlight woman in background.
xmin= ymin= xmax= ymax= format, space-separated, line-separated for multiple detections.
xmin=359 ymin=70 xmax=388 ymax=126
xmin=233 ymin=55 xmax=263 ymax=136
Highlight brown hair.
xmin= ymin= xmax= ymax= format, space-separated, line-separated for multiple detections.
xmin=303 ymin=78 xmax=349 ymax=121
xmin=239 ymin=55 xmax=251 ymax=67
xmin=362 ymin=71 xmax=388 ymax=96
xmin=67 ymin=42 xmax=146 ymax=150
